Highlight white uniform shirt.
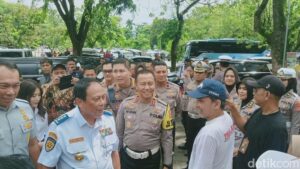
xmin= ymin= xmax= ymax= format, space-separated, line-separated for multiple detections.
xmin=34 ymin=108 xmax=48 ymax=141
xmin=189 ymin=112 xmax=234 ymax=169
xmin=38 ymin=107 xmax=118 ymax=169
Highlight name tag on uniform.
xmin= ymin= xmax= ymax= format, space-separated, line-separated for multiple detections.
xmin=20 ymin=121 xmax=33 ymax=133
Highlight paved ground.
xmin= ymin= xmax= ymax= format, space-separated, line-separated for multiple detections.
xmin=174 ymin=117 xmax=188 ymax=169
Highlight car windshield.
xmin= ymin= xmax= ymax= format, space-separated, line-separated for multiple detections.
xmin=231 ymin=62 xmax=270 ymax=72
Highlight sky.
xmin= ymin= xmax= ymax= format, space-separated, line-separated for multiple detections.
xmin=7 ymin=0 xmax=174 ymax=25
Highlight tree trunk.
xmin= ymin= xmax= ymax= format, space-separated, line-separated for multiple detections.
xmin=271 ymin=0 xmax=286 ymax=72
xmin=170 ymin=15 xmax=184 ymax=71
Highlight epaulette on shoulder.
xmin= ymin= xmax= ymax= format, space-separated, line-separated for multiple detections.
xmin=157 ymin=98 xmax=168 ymax=106
xmin=54 ymin=114 xmax=69 ymax=125
xmin=16 ymin=98 xmax=29 ymax=104
xmin=103 ymin=111 xmax=113 ymax=116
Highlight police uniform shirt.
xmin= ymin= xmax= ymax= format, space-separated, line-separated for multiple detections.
xmin=156 ymin=81 xmax=182 ymax=118
xmin=186 ymin=80 xmax=203 ymax=118
xmin=116 ymin=96 xmax=174 ymax=166
xmin=0 ymin=99 xmax=37 ymax=156
xmin=107 ymin=79 xmax=136 ymax=116
xmin=181 ymin=77 xmax=192 ymax=111
xmin=38 ymin=107 xmax=119 ymax=169
xmin=279 ymin=89 xmax=300 ymax=137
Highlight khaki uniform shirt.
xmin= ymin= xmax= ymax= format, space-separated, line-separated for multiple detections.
xmin=186 ymin=80 xmax=203 ymax=118
xmin=0 ymin=99 xmax=37 ymax=156
xmin=107 ymin=79 xmax=136 ymax=116
xmin=156 ymin=82 xmax=182 ymax=118
xmin=279 ymin=90 xmax=300 ymax=139
xmin=116 ymin=96 xmax=173 ymax=165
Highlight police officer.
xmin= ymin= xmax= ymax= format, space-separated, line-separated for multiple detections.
xmin=277 ymin=68 xmax=300 ymax=141
xmin=38 ymin=78 xmax=120 ymax=169
xmin=0 ymin=61 xmax=40 ymax=166
xmin=185 ymin=62 xmax=209 ymax=165
xmin=116 ymin=70 xmax=173 ymax=169
xmin=100 ymin=60 xmax=114 ymax=88
xmin=107 ymin=59 xmax=136 ymax=116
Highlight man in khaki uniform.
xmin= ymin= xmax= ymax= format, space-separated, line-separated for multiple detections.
xmin=107 ymin=59 xmax=136 ymax=116
xmin=185 ymin=62 xmax=209 ymax=166
xmin=153 ymin=61 xmax=181 ymax=152
xmin=116 ymin=70 xmax=173 ymax=169
xmin=100 ymin=61 xmax=114 ymax=88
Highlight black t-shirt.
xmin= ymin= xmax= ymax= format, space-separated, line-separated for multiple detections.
xmin=233 ymin=109 xmax=288 ymax=169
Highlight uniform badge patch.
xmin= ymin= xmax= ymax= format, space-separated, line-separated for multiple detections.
xmin=100 ymin=127 xmax=113 ymax=137
xmin=45 ymin=132 xmax=57 ymax=152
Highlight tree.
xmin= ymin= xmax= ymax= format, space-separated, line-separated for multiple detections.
xmin=170 ymin=0 xmax=208 ymax=71
xmin=254 ymin=0 xmax=286 ymax=71
xmin=44 ymin=0 xmax=135 ymax=56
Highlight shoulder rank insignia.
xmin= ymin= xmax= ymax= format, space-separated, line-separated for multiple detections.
xmin=54 ymin=114 xmax=69 ymax=125
xmin=45 ymin=132 xmax=57 ymax=152
xmin=103 ymin=111 xmax=113 ymax=116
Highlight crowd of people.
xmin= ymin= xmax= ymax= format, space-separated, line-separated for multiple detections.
xmin=0 ymin=55 xmax=299 ymax=169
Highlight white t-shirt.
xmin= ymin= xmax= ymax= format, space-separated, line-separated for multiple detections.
xmin=188 ymin=112 xmax=234 ymax=169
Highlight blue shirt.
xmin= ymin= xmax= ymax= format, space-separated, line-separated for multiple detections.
xmin=0 ymin=99 xmax=36 ymax=156
xmin=38 ymin=107 xmax=118 ymax=169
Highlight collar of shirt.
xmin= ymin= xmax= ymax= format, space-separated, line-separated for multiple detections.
xmin=0 ymin=100 xmax=18 ymax=112
xmin=74 ymin=106 xmax=102 ymax=129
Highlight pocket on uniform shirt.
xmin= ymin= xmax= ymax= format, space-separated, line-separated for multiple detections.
xmin=66 ymin=141 xmax=89 ymax=167
xmin=103 ymin=134 xmax=118 ymax=153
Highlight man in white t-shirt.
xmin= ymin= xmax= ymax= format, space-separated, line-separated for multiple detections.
xmin=187 ymin=79 xmax=234 ymax=169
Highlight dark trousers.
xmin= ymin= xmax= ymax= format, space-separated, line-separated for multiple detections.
xmin=120 ymin=148 xmax=161 ymax=169
xmin=181 ymin=111 xmax=188 ymax=143
xmin=186 ymin=116 xmax=206 ymax=164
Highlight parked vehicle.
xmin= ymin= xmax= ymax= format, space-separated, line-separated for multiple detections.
xmin=0 ymin=48 xmax=33 ymax=58
xmin=210 ymin=59 xmax=272 ymax=80
xmin=184 ymin=38 xmax=267 ymax=59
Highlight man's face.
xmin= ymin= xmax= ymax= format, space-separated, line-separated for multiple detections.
xmin=41 ymin=62 xmax=52 ymax=74
xmin=196 ymin=97 xmax=216 ymax=119
xmin=112 ymin=64 xmax=131 ymax=86
xmin=103 ymin=64 xmax=113 ymax=82
xmin=194 ymin=71 xmax=207 ymax=82
xmin=130 ymin=64 xmax=136 ymax=78
xmin=66 ymin=61 xmax=76 ymax=73
xmin=83 ymin=69 xmax=97 ymax=78
xmin=136 ymin=73 xmax=155 ymax=101
xmin=79 ymin=82 xmax=107 ymax=119
xmin=0 ymin=66 xmax=20 ymax=108
xmin=253 ymin=88 xmax=269 ymax=106
xmin=154 ymin=65 xmax=168 ymax=83
xmin=51 ymin=68 xmax=67 ymax=85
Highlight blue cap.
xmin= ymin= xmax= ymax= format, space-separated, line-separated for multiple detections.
xmin=187 ymin=79 xmax=228 ymax=101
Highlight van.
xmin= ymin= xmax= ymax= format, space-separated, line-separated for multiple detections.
xmin=0 ymin=48 xmax=33 ymax=58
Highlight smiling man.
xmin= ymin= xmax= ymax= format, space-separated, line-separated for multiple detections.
xmin=38 ymin=78 xmax=120 ymax=169
xmin=0 ymin=61 xmax=40 ymax=167
xmin=116 ymin=70 xmax=173 ymax=169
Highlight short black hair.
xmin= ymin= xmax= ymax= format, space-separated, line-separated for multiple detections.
xmin=40 ymin=58 xmax=53 ymax=65
xmin=83 ymin=65 xmax=96 ymax=73
xmin=152 ymin=60 xmax=167 ymax=69
xmin=0 ymin=61 xmax=20 ymax=75
xmin=66 ymin=57 xmax=76 ymax=63
xmin=73 ymin=78 xmax=100 ymax=100
xmin=102 ymin=60 xmax=112 ymax=67
xmin=112 ymin=58 xmax=130 ymax=70
xmin=135 ymin=69 xmax=156 ymax=83
xmin=211 ymin=97 xmax=226 ymax=109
